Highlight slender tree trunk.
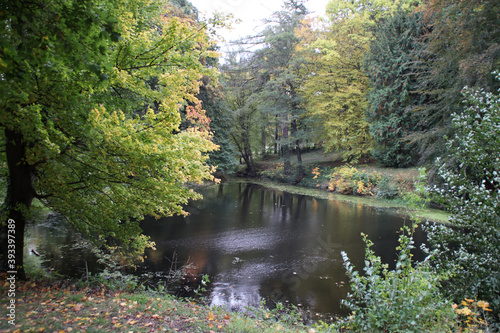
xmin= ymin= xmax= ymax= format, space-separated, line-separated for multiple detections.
xmin=1 ymin=128 xmax=34 ymax=280
xmin=261 ymin=126 xmax=266 ymax=157
xmin=282 ymin=114 xmax=292 ymax=175
xmin=274 ymin=118 xmax=279 ymax=155
xmin=291 ymin=118 xmax=303 ymax=182
xmin=243 ymin=134 xmax=256 ymax=177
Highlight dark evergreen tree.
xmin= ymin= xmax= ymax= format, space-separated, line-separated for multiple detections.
xmin=364 ymin=10 xmax=427 ymax=167
xmin=411 ymin=0 xmax=500 ymax=163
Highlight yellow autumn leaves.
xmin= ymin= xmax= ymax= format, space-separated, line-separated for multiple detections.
xmin=453 ymin=298 xmax=493 ymax=329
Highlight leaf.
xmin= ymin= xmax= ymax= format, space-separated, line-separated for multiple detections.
xmin=207 ymin=311 xmax=216 ymax=321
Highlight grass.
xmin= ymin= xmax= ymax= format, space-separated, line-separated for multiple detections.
xmin=252 ymin=150 xmax=449 ymax=224
xmin=245 ymin=178 xmax=449 ymax=223
xmin=0 ymin=278 xmax=310 ymax=333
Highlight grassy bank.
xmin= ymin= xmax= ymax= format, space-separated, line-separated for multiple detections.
xmin=0 ymin=279 xmax=310 ymax=333
xmin=252 ymin=150 xmax=449 ymax=224
xmin=244 ymin=178 xmax=449 ymax=224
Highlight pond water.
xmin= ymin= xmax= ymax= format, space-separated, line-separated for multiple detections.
xmin=26 ymin=182 xmax=426 ymax=320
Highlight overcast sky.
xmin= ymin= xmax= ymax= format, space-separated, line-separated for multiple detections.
xmin=189 ymin=0 xmax=330 ymax=55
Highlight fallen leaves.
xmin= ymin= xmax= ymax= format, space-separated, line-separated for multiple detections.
xmin=0 ymin=278 xmax=307 ymax=333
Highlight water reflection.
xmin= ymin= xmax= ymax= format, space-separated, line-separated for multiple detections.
xmin=25 ymin=213 xmax=101 ymax=277
xmin=26 ymin=182 xmax=425 ymax=318
xmin=139 ymin=182 xmax=425 ymax=317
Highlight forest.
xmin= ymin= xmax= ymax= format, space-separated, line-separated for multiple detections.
xmin=1 ymin=0 xmax=499 ymax=331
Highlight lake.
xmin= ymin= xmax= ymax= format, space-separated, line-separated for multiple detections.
xmin=26 ymin=181 xmax=426 ymax=321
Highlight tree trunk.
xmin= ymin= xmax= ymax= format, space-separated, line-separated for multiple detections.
xmin=261 ymin=126 xmax=266 ymax=157
xmin=274 ymin=119 xmax=279 ymax=155
xmin=291 ymin=118 xmax=303 ymax=182
xmin=230 ymin=132 xmax=256 ymax=177
xmin=1 ymin=128 xmax=35 ymax=280
xmin=282 ymin=115 xmax=292 ymax=175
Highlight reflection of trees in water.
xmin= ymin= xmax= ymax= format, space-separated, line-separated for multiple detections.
xmin=235 ymin=183 xmax=256 ymax=225
xmin=25 ymin=214 xmax=101 ymax=277
xmin=26 ymin=182 xmax=425 ymax=317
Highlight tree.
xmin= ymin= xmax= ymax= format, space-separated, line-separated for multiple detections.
xmin=197 ymin=75 xmax=239 ymax=174
xmin=298 ymin=1 xmax=373 ymax=162
xmin=426 ymin=76 xmax=500 ymax=324
xmin=253 ymin=0 xmax=309 ymax=181
xmin=0 ymin=0 xmax=219 ymax=278
xmin=410 ymin=0 xmax=500 ymax=162
xmin=220 ymin=1 xmax=310 ymax=182
xmin=299 ymin=0 xmax=422 ymax=162
xmin=222 ymin=54 xmax=261 ymax=177
xmin=364 ymin=10 xmax=427 ymax=167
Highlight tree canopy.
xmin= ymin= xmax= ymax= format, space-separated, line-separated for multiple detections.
xmin=364 ymin=10 xmax=427 ymax=167
xmin=0 ymin=0 xmax=219 ymax=277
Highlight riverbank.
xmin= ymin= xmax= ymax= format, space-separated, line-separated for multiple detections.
xmin=247 ymin=150 xmax=449 ymax=224
xmin=0 ymin=278 xmax=310 ymax=333
xmin=241 ymin=178 xmax=449 ymax=224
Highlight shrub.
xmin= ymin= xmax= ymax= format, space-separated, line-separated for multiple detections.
xmin=339 ymin=226 xmax=457 ymax=332
xmin=425 ymin=75 xmax=500 ymax=326
xmin=328 ymin=166 xmax=381 ymax=196
xmin=259 ymin=163 xmax=285 ymax=181
xmin=375 ymin=175 xmax=399 ymax=199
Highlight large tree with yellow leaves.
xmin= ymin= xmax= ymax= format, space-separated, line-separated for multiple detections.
xmin=0 ymin=0 xmax=219 ymax=278
xmin=298 ymin=0 xmax=421 ymax=162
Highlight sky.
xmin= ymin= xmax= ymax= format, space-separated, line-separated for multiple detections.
xmin=188 ymin=0 xmax=331 ymax=55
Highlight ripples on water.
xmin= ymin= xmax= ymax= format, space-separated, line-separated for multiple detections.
xmin=27 ymin=182 xmax=426 ymax=319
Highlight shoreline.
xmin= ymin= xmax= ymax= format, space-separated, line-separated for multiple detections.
xmin=231 ymin=177 xmax=449 ymax=224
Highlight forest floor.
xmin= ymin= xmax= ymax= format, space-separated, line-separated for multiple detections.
xmin=0 ymin=279 xmax=311 ymax=333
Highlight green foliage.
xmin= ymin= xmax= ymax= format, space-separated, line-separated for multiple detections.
xmin=250 ymin=1 xmax=309 ymax=179
xmin=259 ymin=163 xmax=285 ymax=181
xmin=333 ymin=167 xmax=457 ymax=332
xmin=298 ymin=12 xmax=372 ymax=162
xmin=197 ymin=76 xmax=239 ymax=173
xmin=24 ymin=252 xmax=53 ymax=281
xmin=249 ymin=300 xmax=305 ymax=328
xmin=340 ymin=227 xmax=456 ymax=332
xmin=222 ymin=55 xmax=262 ymax=177
xmin=425 ymin=75 xmax=500 ymax=325
xmin=375 ymin=175 xmax=399 ymax=199
xmin=364 ymin=10 xmax=426 ymax=167
xmin=400 ymin=167 xmax=429 ymax=209
xmin=71 ymin=237 xmax=143 ymax=291
xmin=193 ymin=273 xmax=210 ymax=296
xmin=297 ymin=1 xmax=420 ymax=163
xmin=0 ymin=0 xmax=221 ymax=274
xmin=410 ymin=0 xmax=500 ymax=162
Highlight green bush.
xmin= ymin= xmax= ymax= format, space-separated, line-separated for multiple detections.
xmin=339 ymin=226 xmax=457 ymax=332
xmin=375 ymin=175 xmax=399 ymax=199
xmin=425 ymin=75 xmax=500 ymax=326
